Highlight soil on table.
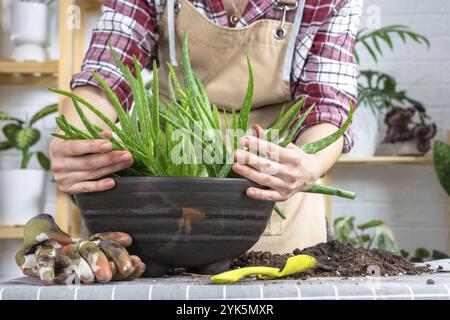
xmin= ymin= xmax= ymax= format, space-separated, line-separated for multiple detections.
xmin=231 ymin=240 xmax=430 ymax=278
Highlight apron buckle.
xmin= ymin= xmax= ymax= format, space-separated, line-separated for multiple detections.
xmin=174 ymin=1 xmax=181 ymax=14
xmin=273 ymin=1 xmax=299 ymax=40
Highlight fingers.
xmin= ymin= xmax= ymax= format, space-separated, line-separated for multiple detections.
xmin=50 ymin=135 xmax=134 ymax=194
xmin=50 ymin=138 xmax=113 ymax=158
xmin=89 ymin=232 xmax=133 ymax=247
xmin=53 ymin=151 xmax=132 ymax=172
xmin=121 ymin=255 xmax=146 ymax=281
xmin=58 ymin=244 xmax=95 ymax=284
xmin=35 ymin=245 xmax=57 ymax=285
xmin=245 ymin=187 xmax=285 ymax=202
xmin=77 ymin=241 xmax=113 ymax=283
xmin=18 ymin=254 xmax=39 ymax=277
xmin=94 ymin=239 xmax=134 ymax=278
xmin=59 ymin=160 xmax=132 ymax=185
xmin=232 ymin=162 xmax=286 ymax=191
xmin=240 ymin=135 xmax=301 ymax=164
xmin=58 ymin=178 xmax=116 ymax=194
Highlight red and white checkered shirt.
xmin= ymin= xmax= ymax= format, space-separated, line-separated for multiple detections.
xmin=71 ymin=0 xmax=362 ymax=152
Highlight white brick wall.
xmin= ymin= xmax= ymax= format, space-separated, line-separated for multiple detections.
xmin=0 ymin=0 xmax=449 ymax=278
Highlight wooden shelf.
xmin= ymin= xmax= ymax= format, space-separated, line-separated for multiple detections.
xmin=337 ymin=156 xmax=433 ymax=165
xmin=0 ymin=60 xmax=59 ymax=74
xmin=0 ymin=225 xmax=24 ymax=239
xmin=0 ymin=60 xmax=59 ymax=86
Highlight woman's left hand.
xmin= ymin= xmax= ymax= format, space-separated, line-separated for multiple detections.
xmin=232 ymin=125 xmax=322 ymax=202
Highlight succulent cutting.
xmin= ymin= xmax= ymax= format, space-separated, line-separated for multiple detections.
xmin=50 ymin=33 xmax=355 ymax=218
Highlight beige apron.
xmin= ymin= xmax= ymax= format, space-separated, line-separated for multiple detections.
xmin=157 ymin=0 xmax=327 ymax=253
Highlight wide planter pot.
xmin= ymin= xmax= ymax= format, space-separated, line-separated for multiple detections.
xmin=75 ymin=176 xmax=275 ymax=277
xmin=0 ymin=169 xmax=48 ymax=225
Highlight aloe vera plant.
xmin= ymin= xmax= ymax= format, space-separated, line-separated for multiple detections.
xmin=50 ymin=33 xmax=355 ymax=218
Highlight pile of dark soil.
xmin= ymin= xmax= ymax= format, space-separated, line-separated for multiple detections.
xmin=231 ymin=240 xmax=430 ymax=278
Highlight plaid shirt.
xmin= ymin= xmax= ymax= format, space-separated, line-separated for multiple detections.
xmin=72 ymin=0 xmax=363 ymax=152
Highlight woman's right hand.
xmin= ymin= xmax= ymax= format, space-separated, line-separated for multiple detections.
xmin=49 ymin=131 xmax=133 ymax=194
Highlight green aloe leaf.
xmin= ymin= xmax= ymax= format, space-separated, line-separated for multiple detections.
xmin=237 ymin=54 xmax=253 ymax=132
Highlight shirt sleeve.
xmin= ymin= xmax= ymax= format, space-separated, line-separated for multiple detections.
xmin=70 ymin=0 xmax=158 ymax=110
xmin=291 ymin=0 xmax=363 ymax=153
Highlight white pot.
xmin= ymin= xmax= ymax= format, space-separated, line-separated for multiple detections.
xmin=393 ymin=141 xmax=423 ymax=156
xmin=0 ymin=169 xmax=48 ymax=225
xmin=10 ymin=2 xmax=49 ymax=62
xmin=347 ymin=106 xmax=380 ymax=157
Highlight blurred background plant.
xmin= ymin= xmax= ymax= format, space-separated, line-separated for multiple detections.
xmin=333 ymin=215 xmax=450 ymax=262
xmin=333 ymin=216 xmax=399 ymax=253
xmin=0 ymin=104 xmax=57 ymax=170
xmin=354 ymin=25 xmax=436 ymax=155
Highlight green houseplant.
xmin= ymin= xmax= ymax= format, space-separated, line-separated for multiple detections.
xmin=333 ymin=216 xmax=399 ymax=253
xmin=350 ymin=25 xmax=431 ymax=156
xmin=50 ymin=34 xmax=357 ymax=219
xmin=0 ymin=104 xmax=57 ymax=225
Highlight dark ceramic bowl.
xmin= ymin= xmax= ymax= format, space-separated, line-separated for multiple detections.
xmin=75 ymin=177 xmax=274 ymax=277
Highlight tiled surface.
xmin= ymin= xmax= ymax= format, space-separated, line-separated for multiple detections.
xmin=1 ymin=274 xmax=450 ymax=300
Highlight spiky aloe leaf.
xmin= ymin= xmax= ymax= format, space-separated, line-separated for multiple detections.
xmin=237 ymin=55 xmax=253 ymax=132
xmin=29 ymin=104 xmax=58 ymax=126
xmin=433 ymin=140 xmax=450 ymax=196
xmin=279 ymin=103 xmax=316 ymax=148
xmin=14 ymin=128 xmax=40 ymax=150
xmin=300 ymin=103 xmax=354 ymax=154
xmin=181 ymin=33 xmax=199 ymax=97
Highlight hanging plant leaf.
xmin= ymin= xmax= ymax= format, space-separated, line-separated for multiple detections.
xmin=433 ymin=140 xmax=450 ymax=196
xmin=37 ymin=152 xmax=51 ymax=171
xmin=29 ymin=103 xmax=58 ymax=126
xmin=14 ymin=128 xmax=41 ymax=150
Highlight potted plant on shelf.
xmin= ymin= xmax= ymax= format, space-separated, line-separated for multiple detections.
xmin=10 ymin=0 xmax=56 ymax=62
xmin=0 ymin=104 xmax=57 ymax=225
xmin=350 ymin=25 xmax=430 ymax=157
xmin=383 ymin=101 xmax=436 ymax=155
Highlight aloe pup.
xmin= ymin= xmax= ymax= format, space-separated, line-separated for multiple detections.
xmin=50 ymin=33 xmax=355 ymax=218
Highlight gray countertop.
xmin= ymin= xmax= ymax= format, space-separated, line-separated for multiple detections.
xmin=1 ymin=272 xmax=450 ymax=300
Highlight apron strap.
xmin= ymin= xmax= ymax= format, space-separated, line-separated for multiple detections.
xmin=167 ymin=0 xmax=178 ymax=66
xmin=282 ymin=0 xmax=305 ymax=82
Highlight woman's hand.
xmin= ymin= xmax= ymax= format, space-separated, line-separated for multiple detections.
xmin=50 ymin=131 xmax=133 ymax=194
xmin=232 ymin=125 xmax=322 ymax=202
